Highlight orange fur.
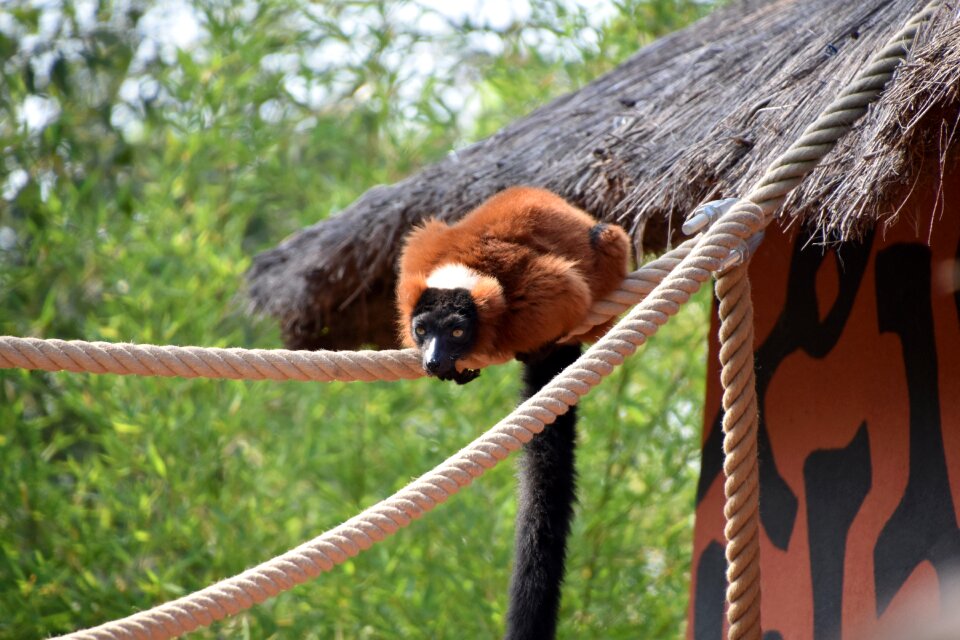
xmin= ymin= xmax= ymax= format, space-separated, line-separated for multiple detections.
xmin=396 ymin=186 xmax=631 ymax=359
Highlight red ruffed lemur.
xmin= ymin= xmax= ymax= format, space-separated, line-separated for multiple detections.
xmin=396 ymin=186 xmax=631 ymax=640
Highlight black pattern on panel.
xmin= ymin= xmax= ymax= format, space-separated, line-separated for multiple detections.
xmin=697 ymin=233 xmax=873 ymax=552
xmin=805 ymin=423 xmax=872 ymax=639
xmin=873 ymin=244 xmax=960 ymax=615
xmin=694 ymin=541 xmax=727 ymax=640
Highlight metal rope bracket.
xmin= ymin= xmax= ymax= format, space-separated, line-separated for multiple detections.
xmin=684 ymin=199 xmax=766 ymax=274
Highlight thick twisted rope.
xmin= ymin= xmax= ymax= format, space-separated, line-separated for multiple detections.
xmin=0 ymin=244 xmax=670 ymax=380
xmin=0 ymin=339 xmax=427 ymax=381
xmin=40 ymin=2 xmax=937 ymax=637
xmin=0 ymin=241 xmax=695 ymax=380
xmin=564 ymin=238 xmax=696 ymax=341
xmin=55 ymin=176 xmax=765 ymax=640
xmin=714 ymin=260 xmax=763 ymax=640
xmin=570 ymin=0 xmax=941 ymax=341
xmin=708 ymin=4 xmax=940 ymax=638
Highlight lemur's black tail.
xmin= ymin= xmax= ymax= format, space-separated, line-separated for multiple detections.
xmin=505 ymin=343 xmax=581 ymax=640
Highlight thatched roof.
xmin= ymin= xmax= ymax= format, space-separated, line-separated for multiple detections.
xmin=246 ymin=0 xmax=960 ymax=351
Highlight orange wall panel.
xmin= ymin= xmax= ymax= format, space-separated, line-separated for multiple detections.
xmin=689 ymin=170 xmax=960 ymax=640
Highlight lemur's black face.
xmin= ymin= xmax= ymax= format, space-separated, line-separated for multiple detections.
xmin=411 ymin=288 xmax=479 ymax=383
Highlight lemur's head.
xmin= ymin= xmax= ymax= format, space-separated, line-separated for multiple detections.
xmin=410 ymin=287 xmax=478 ymax=379
xmin=398 ymin=263 xmax=506 ymax=383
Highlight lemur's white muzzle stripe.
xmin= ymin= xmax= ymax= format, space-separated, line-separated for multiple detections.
xmin=423 ymin=337 xmax=438 ymax=363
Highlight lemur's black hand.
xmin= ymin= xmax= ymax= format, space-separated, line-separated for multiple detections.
xmin=437 ymin=368 xmax=481 ymax=385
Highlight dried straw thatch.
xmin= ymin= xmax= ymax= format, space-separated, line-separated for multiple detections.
xmin=246 ymin=0 xmax=960 ymax=351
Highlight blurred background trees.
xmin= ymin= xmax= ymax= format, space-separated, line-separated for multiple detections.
xmin=1 ymin=1 xmax=715 ymax=637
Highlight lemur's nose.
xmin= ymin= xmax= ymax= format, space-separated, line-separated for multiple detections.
xmin=424 ymin=356 xmax=442 ymax=374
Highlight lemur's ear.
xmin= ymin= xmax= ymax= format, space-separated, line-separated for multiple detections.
xmin=470 ymin=275 xmax=506 ymax=354
xmin=396 ymin=272 xmax=429 ymax=347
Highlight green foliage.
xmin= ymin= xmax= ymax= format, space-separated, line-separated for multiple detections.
xmin=1 ymin=1 xmax=715 ymax=637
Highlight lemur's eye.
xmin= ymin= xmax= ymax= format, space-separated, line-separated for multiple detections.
xmin=451 ymin=328 xmax=464 ymax=338
xmin=415 ymin=326 xmax=426 ymax=336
